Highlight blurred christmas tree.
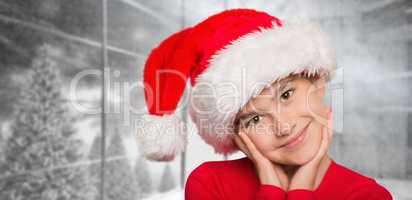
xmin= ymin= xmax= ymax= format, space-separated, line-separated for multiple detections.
xmin=158 ymin=164 xmax=176 ymax=193
xmin=0 ymin=45 xmax=94 ymax=200
xmin=88 ymin=135 xmax=103 ymax=200
xmin=104 ymin=129 xmax=140 ymax=200
xmin=135 ymin=156 xmax=152 ymax=198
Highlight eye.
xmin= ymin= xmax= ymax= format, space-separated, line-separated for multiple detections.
xmin=245 ymin=115 xmax=261 ymax=128
xmin=280 ymin=88 xmax=295 ymax=102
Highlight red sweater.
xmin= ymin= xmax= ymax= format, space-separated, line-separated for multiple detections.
xmin=185 ymin=157 xmax=392 ymax=200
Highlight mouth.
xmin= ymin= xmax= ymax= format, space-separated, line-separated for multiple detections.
xmin=280 ymin=120 xmax=312 ymax=150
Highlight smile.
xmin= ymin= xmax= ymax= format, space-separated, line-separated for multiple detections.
xmin=281 ymin=120 xmax=311 ymax=151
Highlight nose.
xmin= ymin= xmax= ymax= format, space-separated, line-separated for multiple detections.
xmin=269 ymin=113 xmax=295 ymax=137
xmin=275 ymin=121 xmax=295 ymax=137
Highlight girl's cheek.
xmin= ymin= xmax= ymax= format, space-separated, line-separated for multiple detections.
xmin=306 ymin=90 xmax=327 ymax=117
xmin=282 ymin=96 xmax=307 ymax=115
xmin=251 ymin=131 xmax=275 ymax=152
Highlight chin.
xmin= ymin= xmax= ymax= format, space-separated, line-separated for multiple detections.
xmin=270 ymin=145 xmax=318 ymax=166
xmin=285 ymin=153 xmax=314 ymax=166
xmin=285 ymin=126 xmax=322 ymax=165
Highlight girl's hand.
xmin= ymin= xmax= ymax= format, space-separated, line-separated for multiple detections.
xmin=234 ymin=131 xmax=289 ymax=191
xmin=288 ymin=108 xmax=333 ymax=191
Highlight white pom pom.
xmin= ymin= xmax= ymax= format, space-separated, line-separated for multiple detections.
xmin=135 ymin=113 xmax=187 ymax=161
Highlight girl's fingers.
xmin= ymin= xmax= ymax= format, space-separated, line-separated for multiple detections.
xmin=312 ymin=125 xmax=329 ymax=162
xmin=317 ymin=127 xmax=329 ymax=159
xmin=273 ymin=164 xmax=289 ymax=186
xmin=316 ymin=110 xmax=333 ymax=159
xmin=238 ymin=132 xmax=284 ymax=189
xmin=328 ymin=110 xmax=334 ymax=141
xmin=234 ymin=134 xmax=251 ymax=158
xmin=312 ymin=106 xmax=332 ymax=128
xmin=324 ymin=109 xmax=333 ymax=152
xmin=238 ymin=131 xmax=263 ymax=160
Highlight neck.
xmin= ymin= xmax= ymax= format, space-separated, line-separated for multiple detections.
xmin=247 ymin=155 xmax=332 ymax=190
xmin=282 ymin=155 xmax=332 ymax=189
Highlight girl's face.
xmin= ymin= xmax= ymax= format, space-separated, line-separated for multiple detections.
xmin=234 ymin=74 xmax=329 ymax=166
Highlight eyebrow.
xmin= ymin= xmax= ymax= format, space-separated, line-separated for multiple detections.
xmin=274 ymin=78 xmax=293 ymax=95
xmin=236 ymin=111 xmax=259 ymax=122
xmin=235 ymin=110 xmax=271 ymax=123
xmin=234 ymin=78 xmax=295 ymax=123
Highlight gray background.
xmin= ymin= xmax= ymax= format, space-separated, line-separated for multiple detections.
xmin=0 ymin=0 xmax=411 ymax=199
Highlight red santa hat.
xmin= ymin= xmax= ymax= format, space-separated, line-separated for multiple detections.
xmin=136 ymin=8 xmax=337 ymax=161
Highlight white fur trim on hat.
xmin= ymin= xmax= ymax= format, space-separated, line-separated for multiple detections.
xmin=189 ymin=20 xmax=337 ymax=155
xmin=135 ymin=113 xmax=187 ymax=161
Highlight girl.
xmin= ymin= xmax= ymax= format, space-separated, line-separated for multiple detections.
xmin=185 ymin=73 xmax=392 ymax=199
xmin=137 ymin=8 xmax=393 ymax=200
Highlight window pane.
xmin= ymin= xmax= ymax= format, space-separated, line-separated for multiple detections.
xmin=0 ymin=1 xmax=102 ymax=200
xmin=103 ymin=0 xmax=184 ymax=199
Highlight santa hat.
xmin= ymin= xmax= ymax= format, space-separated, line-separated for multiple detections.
xmin=136 ymin=8 xmax=337 ymax=161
